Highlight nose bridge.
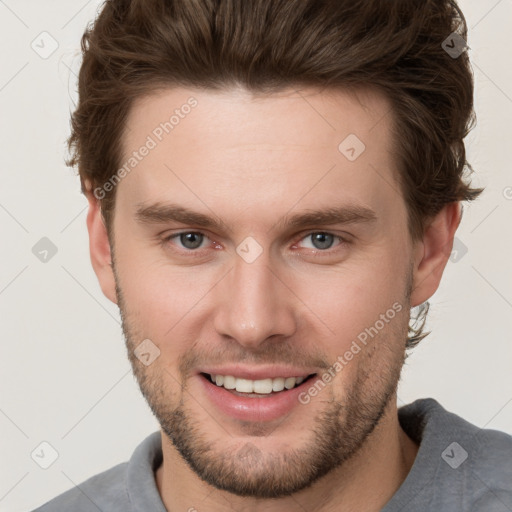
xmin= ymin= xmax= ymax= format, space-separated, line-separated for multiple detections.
xmin=213 ymin=249 xmax=296 ymax=347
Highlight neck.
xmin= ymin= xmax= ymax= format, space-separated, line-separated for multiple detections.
xmin=155 ymin=401 xmax=418 ymax=512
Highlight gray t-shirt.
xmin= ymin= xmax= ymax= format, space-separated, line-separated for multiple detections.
xmin=31 ymin=398 xmax=512 ymax=511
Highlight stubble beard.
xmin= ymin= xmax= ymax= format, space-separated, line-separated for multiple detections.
xmin=114 ymin=265 xmax=411 ymax=498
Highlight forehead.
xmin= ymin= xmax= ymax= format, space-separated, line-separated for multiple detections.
xmin=116 ymin=85 xmax=401 ymax=230
xmin=123 ymin=84 xmax=392 ymax=153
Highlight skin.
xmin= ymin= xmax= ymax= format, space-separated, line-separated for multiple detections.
xmin=85 ymin=85 xmax=460 ymax=512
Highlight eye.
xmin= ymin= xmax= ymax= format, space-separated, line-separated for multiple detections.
xmin=297 ymin=232 xmax=344 ymax=251
xmin=166 ymin=232 xmax=209 ymax=250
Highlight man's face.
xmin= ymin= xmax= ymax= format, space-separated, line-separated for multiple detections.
xmin=107 ymin=86 xmax=417 ymax=497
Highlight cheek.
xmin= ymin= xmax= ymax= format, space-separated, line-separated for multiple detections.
xmin=115 ymin=247 xmax=217 ymax=340
xmin=290 ymin=251 xmax=409 ymax=346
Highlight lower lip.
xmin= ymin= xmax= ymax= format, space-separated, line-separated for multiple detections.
xmin=198 ymin=374 xmax=315 ymax=422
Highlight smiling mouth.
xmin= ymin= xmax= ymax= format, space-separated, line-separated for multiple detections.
xmin=200 ymin=372 xmax=317 ymax=397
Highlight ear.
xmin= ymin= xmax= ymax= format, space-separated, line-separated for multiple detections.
xmin=410 ymin=202 xmax=461 ymax=307
xmin=85 ymin=185 xmax=118 ymax=305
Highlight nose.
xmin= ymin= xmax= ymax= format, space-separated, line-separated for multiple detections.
xmin=213 ymin=250 xmax=297 ymax=349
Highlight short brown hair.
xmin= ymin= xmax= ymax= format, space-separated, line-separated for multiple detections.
xmin=68 ymin=0 xmax=483 ymax=348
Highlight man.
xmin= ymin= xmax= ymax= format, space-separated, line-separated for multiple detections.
xmin=32 ymin=0 xmax=512 ymax=511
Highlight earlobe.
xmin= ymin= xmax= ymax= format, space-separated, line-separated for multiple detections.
xmin=410 ymin=202 xmax=462 ymax=307
xmin=85 ymin=190 xmax=118 ymax=305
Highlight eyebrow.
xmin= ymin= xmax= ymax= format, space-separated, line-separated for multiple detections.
xmin=272 ymin=205 xmax=377 ymax=231
xmin=135 ymin=203 xmax=232 ymax=232
xmin=134 ymin=202 xmax=377 ymax=233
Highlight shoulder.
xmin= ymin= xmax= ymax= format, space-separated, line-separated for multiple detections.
xmin=30 ymin=431 xmax=163 ymax=512
xmin=30 ymin=462 xmax=130 ymax=511
xmin=470 ymin=422 xmax=512 ymax=460
xmin=401 ymin=397 xmax=512 ymax=461
xmin=400 ymin=398 xmax=512 ymax=509
xmin=463 ymin=422 xmax=512 ymax=490
xmin=453 ymin=423 xmax=512 ymax=509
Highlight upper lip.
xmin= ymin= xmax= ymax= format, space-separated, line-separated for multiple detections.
xmin=197 ymin=365 xmax=318 ymax=380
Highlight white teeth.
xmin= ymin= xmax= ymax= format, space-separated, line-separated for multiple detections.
xmin=284 ymin=377 xmax=296 ymax=390
xmin=253 ymin=378 xmax=273 ymax=394
xmin=223 ymin=375 xmax=236 ymax=389
xmin=272 ymin=377 xmax=285 ymax=392
xmin=235 ymin=378 xmax=254 ymax=393
xmin=208 ymin=374 xmax=309 ymax=394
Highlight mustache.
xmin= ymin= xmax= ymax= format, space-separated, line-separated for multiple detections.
xmin=178 ymin=340 xmax=332 ymax=378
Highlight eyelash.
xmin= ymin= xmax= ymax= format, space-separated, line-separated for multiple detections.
xmin=161 ymin=230 xmax=349 ymax=256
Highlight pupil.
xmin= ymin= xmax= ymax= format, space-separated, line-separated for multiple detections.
xmin=180 ymin=232 xmax=203 ymax=249
xmin=312 ymin=233 xmax=333 ymax=250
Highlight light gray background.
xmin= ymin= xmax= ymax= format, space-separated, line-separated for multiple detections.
xmin=1 ymin=1 xmax=511 ymax=511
